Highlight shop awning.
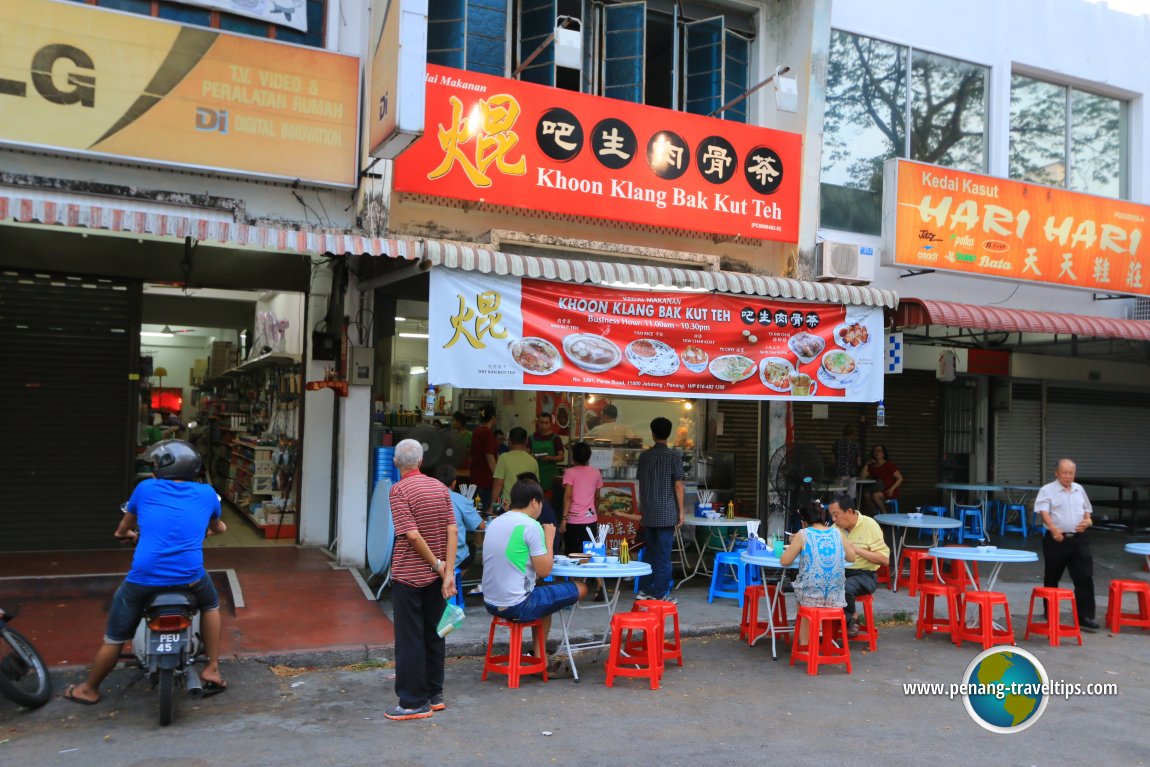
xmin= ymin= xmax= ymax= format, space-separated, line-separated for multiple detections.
xmin=896 ymin=298 xmax=1150 ymax=341
xmin=0 ymin=190 xmax=418 ymax=259
xmin=416 ymin=239 xmax=899 ymax=309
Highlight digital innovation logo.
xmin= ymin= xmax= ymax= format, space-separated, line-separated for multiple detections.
xmin=961 ymin=646 xmax=1050 ymax=733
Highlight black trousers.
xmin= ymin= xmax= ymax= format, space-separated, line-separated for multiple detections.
xmin=1041 ymin=532 xmax=1096 ymax=620
xmin=391 ymin=580 xmax=447 ymax=709
xmin=843 ymin=570 xmax=878 ymax=619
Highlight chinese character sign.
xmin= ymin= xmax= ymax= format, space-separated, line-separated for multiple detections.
xmin=395 ymin=65 xmax=803 ymax=242
xmin=428 ymin=270 xmax=885 ymax=403
xmin=884 ymin=159 xmax=1149 ymax=297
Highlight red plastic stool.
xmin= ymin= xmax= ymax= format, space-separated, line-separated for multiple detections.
xmin=899 ymin=549 xmax=938 ymax=597
xmin=940 ymin=546 xmax=981 ymax=590
xmin=605 ymin=612 xmax=663 ymax=689
xmin=1106 ymin=579 xmax=1150 ymax=633
xmin=630 ymin=599 xmax=683 ymax=667
xmin=1024 ymin=587 xmax=1083 ymax=646
xmin=740 ymin=584 xmax=789 ymax=646
xmin=482 ymin=616 xmax=548 ymax=689
xmin=955 ymin=591 xmax=1016 ymax=650
xmin=916 ymin=582 xmax=961 ymax=642
xmin=790 ymin=605 xmax=852 ymax=676
xmin=876 ymin=563 xmax=892 ymax=590
xmin=849 ymin=593 xmax=878 ymax=652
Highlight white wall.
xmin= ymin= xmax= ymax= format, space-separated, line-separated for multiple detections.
xmin=827 ymin=0 xmax=1150 ymax=319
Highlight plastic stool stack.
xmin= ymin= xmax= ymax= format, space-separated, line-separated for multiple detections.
xmin=1105 ymin=579 xmax=1150 ymax=633
xmin=629 ymin=599 xmax=683 ymax=667
xmin=954 ymin=591 xmax=1015 ymax=650
xmin=708 ymin=551 xmax=760 ymax=606
xmin=1000 ymin=504 xmax=1029 ymax=537
xmin=605 ymin=612 xmax=663 ymax=689
xmin=790 ymin=605 xmax=852 ymax=675
xmin=1024 ymin=587 xmax=1082 ymax=646
xmin=482 ymin=616 xmax=548 ymax=689
xmin=898 ymin=549 xmax=937 ymax=597
xmin=954 ymin=505 xmax=985 ymax=544
xmin=917 ymin=505 xmax=948 ymax=539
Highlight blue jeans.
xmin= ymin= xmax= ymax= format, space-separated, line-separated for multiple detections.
xmin=104 ymin=575 xmax=219 ymax=643
xmin=639 ymin=526 xmax=676 ymax=598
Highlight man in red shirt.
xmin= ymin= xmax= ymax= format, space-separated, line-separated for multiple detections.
xmin=469 ymin=404 xmax=498 ymax=511
xmin=386 ymin=438 xmax=457 ymax=721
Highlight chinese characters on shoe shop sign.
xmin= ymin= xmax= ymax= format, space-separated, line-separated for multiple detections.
xmin=883 ymin=159 xmax=1148 ymax=297
xmin=427 ymin=271 xmax=884 ymax=403
xmin=393 ymin=65 xmax=803 ymax=241
xmin=0 ymin=0 xmax=358 ymax=187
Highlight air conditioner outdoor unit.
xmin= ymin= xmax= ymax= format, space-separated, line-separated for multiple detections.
xmin=815 ymin=241 xmax=876 ymax=284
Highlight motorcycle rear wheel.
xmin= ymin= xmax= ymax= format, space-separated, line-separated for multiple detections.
xmin=0 ymin=627 xmax=52 ymax=709
xmin=158 ymin=668 xmax=174 ymax=726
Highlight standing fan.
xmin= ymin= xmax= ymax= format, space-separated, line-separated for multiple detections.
xmin=768 ymin=443 xmax=828 ymax=532
xmin=404 ymin=425 xmax=469 ymax=473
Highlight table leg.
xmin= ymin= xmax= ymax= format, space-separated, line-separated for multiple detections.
xmin=558 ymin=603 xmax=580 ymax=682
xmin=675 ymin=527 xmax=710 ymax=588
xmin=891 ymin=528 xmax=910 ymax=592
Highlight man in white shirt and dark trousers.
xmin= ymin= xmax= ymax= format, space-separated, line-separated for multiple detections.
xmin=1034 ymin=458 xmax=1099 ymax=630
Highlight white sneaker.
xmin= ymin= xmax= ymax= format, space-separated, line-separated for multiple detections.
xmin=635 ymin=592 xmax=654 ymax=600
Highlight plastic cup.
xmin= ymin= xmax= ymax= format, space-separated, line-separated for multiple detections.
xmin=773 ymin=540 xmax=784 ymax=558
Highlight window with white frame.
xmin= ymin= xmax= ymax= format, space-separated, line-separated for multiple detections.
xmin=427 ymin=1 xmax=752 ymax=122
xmin=1009 ymin=75 xmax=1127 ymax=199
xmin=821 ymin=30 xmax=989 ymax=235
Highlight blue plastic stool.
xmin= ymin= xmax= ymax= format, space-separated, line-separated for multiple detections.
xmin=1000 ymin=504 xmax=1028 ymax=537
xmin=918 ymin=505 xmax=948 ymax=539
xmin=451 ymin=567 xmax=465 ymax=609
xmin=955 ymin=505 xmax=985 ymax=544
xmin=631 ymin=548 xmax=675 ymax=596
xmin=885 ymin=499 xmax=900 ymax=514
xmin=708 ymin=551 xmax=761 ymax=606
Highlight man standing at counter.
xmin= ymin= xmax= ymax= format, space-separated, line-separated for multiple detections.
xmin=470 ymin=405 xmax=498 ymax=513
xmin=530 ymin=412 xmax=565 ymax=501
xmin=586 ymin=404 xmax=639 ymax=444
xmin=636 ymin=417 xmax=684 ymax=603
xmin=1035 ymin=458 xmax=1099 ymax=630
xmin=829 ymin=494 xmax=889 ymax=638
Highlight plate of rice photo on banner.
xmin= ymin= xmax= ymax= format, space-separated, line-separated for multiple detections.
xmin=759 ymin=357 xmax=795 ymax=392
xmin=508 ymin=337 xmax=563 ymax=375
xmin=625 ymin=338 xmax=680 ymax=376
xmin=708 ymin=354 xmax=756 ymax=383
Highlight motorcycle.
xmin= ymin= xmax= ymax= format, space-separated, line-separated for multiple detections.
xmin=130 ymin=591 xmax=205 ymax=726
xmin=0 ymin=607 xmax=52 ymax=709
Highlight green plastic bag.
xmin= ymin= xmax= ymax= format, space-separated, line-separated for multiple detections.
xmin=437 ymin=603 xmax=466 ymax=637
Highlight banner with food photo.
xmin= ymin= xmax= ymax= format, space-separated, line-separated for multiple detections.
xmin=597 ymin=482 xmax=641 ymax=550
xmin=428 ymin=270 xmax=885 ymax=402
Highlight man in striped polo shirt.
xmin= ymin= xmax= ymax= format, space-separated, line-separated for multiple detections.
xmin=386 ymin=439 xmax=458 ymax=721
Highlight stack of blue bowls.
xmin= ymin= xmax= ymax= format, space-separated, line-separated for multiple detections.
xmin=374 ymin=446 xmax=397 ymax=487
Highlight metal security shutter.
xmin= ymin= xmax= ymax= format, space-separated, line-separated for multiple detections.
xmin=714 ymin=399 xmax=759 ymax=512
xmin=1046 ymin=387 xmax=1150 ymax=478
xmin=993 ymin=383 xmax=1042 ymax=485
xmin=0 ymin=270 xmax=139 ymax=550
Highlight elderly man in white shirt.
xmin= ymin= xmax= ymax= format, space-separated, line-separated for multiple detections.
xmin=1034 ymin=458 xmax=1098 ymax=630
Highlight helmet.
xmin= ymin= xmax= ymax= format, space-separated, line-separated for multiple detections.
xmin=146 ymin=440 xmax=201 ymax=480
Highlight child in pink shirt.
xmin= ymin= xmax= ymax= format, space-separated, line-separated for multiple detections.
xmin=561 ymin=442 xmax=604 ymax=555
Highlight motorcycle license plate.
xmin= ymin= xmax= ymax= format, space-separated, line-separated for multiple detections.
xmin=149 ymin=632 xmax=186 ymax=655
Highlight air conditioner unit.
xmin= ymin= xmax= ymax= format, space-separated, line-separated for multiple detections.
xmin=815 ymin=241 xmax=877 ymax=284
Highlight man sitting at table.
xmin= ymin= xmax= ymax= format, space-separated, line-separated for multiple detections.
xmin=482 ymin=479 xmax=589 ymax=653
xmin=829 ymin=493 xmax=890 ymax=638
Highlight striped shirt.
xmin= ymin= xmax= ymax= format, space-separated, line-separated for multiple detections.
xmin=390 ymin=472 xmax=455 ymax=588
xmin=637 ymin=443 xmax=684 ymax=528
xmin=1034 ymin=480 xmax=1092 ymax=534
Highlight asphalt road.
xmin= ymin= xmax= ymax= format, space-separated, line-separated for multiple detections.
xmin=1 ymin=625 xmax=1147 ymax=767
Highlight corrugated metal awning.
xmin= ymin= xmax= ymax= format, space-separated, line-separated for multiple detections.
xmin=0 ymin=191 xmax=417 ymax=259
xmin=419 ymin=240 xmax=899 ymax=308
xmin=896 ymin=298 xmax=1150 ymax=341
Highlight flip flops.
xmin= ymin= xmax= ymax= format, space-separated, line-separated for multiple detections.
xmin=201 ymin=680 xmax=229 ymax=697
xmin=63 ymin=684 xmax=99 ymax=706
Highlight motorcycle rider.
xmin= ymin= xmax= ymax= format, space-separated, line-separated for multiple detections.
xmin=64 ymin=440 xmax=228 ymax=705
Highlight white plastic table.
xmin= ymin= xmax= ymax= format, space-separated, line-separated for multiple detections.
xmin=874 ymin=513 xmax=961 ymax=592
xmin=1124 ymin=542 xmax=1150 ymax=571
xmin=927 ymin=546 xmax=1038 ymax=592
xmin=675 ymin=516 xmax=759 ymax=588
xmin=739 ymin=551 xmax=798 ymax=660
xmin=550 ymin=560 xmax=652 ymax=682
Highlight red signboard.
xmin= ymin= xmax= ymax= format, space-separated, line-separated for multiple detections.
xmin=394 ymin=65 xmax=803 ymax=241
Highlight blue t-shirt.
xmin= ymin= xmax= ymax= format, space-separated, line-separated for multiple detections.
xmin=126 ymin=479 xmax=221 ymax=586
xmin=450 ymin=490 xmax=485 ymax=567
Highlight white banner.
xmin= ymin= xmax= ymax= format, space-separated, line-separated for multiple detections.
xmin=168 ymin=0 xmax=308 ymax=32
xmin=428 ymin=271 xmax=886 ymax=403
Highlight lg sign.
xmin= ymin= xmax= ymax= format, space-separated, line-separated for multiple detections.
xmin=0 ymin=42 xmax=96 ymax=107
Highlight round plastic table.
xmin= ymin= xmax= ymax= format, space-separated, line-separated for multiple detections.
xmin=874 ymin=513 xmax=962 ymax=592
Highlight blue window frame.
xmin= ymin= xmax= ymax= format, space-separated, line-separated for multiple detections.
xmin=603 ymin=2 xmax=645 ymax=104
xmin=429 ymin=0 xmax=508 ymax=76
